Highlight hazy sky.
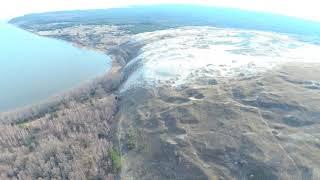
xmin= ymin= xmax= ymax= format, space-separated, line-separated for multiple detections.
xmin=1 ymin=0 xmax=320 ymax=22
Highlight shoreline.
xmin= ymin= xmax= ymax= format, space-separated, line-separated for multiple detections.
xmin=0 ymin=24 xmax=118 ymax=114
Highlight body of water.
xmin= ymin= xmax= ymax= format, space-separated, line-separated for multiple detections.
xmin=0 ymin=23 xmax=111 ymax=112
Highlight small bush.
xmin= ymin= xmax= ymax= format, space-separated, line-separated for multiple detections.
xmin=109 ymin=148 xmax=121 ymax=173
xmin=126 ymin=132 xmax=136 ymax=150
xmin=18 ymin=123 xmax=30 ymax=129
xmin=24 ymin=135 xmax=37 ymax=151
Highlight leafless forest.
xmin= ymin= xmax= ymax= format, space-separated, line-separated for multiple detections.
xmin=0 ymin=72 xmax=122 ymax=179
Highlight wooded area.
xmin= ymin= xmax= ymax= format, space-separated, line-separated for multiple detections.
xmin=0 ymin=72 xmax=122 ymax=179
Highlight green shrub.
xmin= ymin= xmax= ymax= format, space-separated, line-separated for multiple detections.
xmin=126 ymin=132 xmax=136 ymax=150
xmin=24 ymin=135 xmax=37 ymax=151
xmin=109 ymin=148 xmax=121 ymax=173
xmin=18 ymin=123 xmax=30 ymax=129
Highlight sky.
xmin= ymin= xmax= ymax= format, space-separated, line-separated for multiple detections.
xmin=1 ymin=0 xmax=320 ymax=22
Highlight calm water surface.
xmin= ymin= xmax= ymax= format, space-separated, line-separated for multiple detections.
xmin=0 ymin=23 xmax=111 ymax=112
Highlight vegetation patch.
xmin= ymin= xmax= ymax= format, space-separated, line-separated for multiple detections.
xmin=18 ymin=122 xmax=30 ymax=129
xmin=126 ymin=129 xmax=137 ymax=150
xmin=24 ymin=134 xmax=37 ymax=151
xmin=109 ymin=148 xmax=122 ymax=173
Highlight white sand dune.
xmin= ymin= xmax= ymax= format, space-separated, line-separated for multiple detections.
xmin=122 ymin=26 xmax=320 ymax=90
